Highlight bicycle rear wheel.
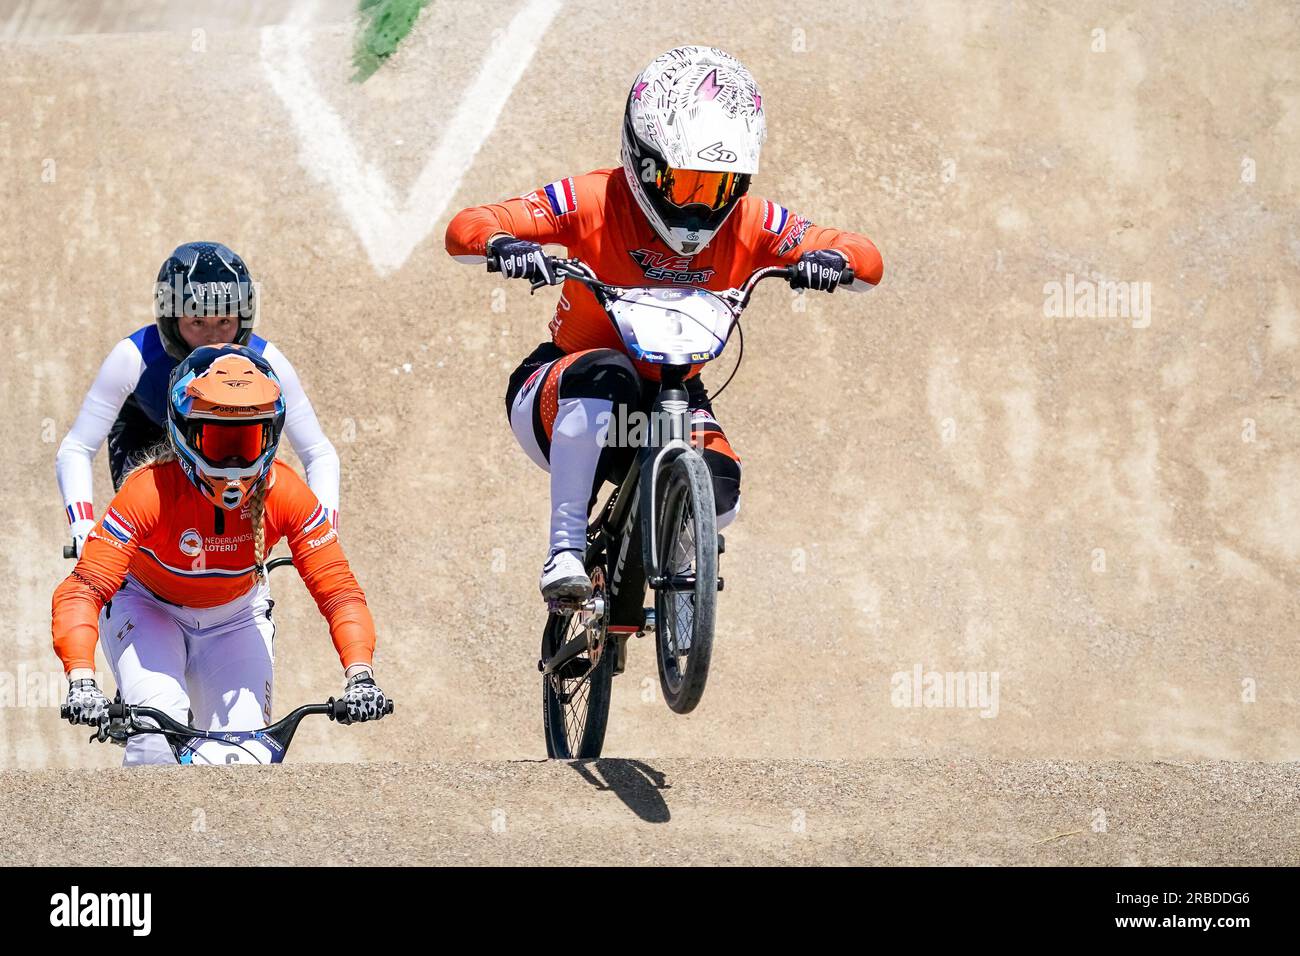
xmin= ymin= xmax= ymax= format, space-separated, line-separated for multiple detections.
xmin=653 ymin=453 xmax=718 ymax=714
xmin=542 ymin=562 xmax=616 ymax=758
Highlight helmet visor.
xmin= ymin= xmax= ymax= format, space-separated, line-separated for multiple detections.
xmin=656 ymin=168 xmax=746 ymax=211
xmin=194 ymin=422 xmax=267 ymax=468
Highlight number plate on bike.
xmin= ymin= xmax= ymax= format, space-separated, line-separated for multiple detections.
xmin=607 ymin=287 xmax=734 ymax=365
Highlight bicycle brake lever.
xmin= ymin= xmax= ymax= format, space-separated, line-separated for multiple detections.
xmin=529 ymin=274 xmax=563 ymax=295
xmin=94 ymin=712 xmax=131 ymax=745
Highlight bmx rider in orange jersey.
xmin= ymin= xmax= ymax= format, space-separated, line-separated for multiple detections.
xmin=53 ymin=344 xmax=391 ymax=765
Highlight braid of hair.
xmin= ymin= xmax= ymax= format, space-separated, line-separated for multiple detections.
xmin=250 ymin=483 xmax=269 ymax=579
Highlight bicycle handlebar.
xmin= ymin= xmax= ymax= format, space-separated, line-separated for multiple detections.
xmin=62 ymin=696 xmax=395 ymax=749
xmin=488 ymin=250 xmax=853 ymax=302
xmin=532 ymin=255 xmax=852 ymax=309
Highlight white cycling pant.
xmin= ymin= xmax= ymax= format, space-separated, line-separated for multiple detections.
xmin=100 ymin=576 xmax=275 ymax=766
xmin=507 ymin=347 xmax=741 ymax=560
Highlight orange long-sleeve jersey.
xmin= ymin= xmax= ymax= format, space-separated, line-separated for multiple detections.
xmin=446 ymin=168 xmax=884 ymax=380
xmin=51 ymin=459 xmax=375 ymax=673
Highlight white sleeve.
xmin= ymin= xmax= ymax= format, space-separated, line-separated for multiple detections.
xmin=56 ymin=337 xmax=144 ymax=523
xmin=262 ymin=342 xmax=341 ymax=516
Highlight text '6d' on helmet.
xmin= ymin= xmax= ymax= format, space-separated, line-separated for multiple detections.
xmin=167 ymin=344 xmax=285 ymax=511
xmin=154 ymin=242 xmax=257 ymax=361
xmin=621 ymin=45 xmax=767 ymax=257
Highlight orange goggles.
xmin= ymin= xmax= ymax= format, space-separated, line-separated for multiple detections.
xmin=195 ymin=422 xmax=266 ymax=467
xmin=655 ymin=168 xmax=745 ymax=210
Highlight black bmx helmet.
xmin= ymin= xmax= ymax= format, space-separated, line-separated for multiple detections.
xmin=153 ymin=242 xmax=256 ymax=361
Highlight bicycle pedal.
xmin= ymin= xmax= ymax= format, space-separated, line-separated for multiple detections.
xmin=546 ymin=594 xmax=605 ymax=616
xmin=555 ymin=657 xmax=593 ymax=680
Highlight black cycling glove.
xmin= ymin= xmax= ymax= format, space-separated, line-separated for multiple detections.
xmin=790 ymin=249 xmax=849 ymax=292
xmin=487 ymin=236 xmax=555 ymax=284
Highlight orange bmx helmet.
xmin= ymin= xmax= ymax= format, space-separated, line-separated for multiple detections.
xmin=166 ymin=344 xmax=286 ymax=510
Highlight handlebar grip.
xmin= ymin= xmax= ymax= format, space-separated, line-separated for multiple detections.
xmin=384 ymin=700 xmax=395 ymax=715
xmin=60 ymin=704 xmax=69 ymax=720
xmin=840 ymin=266 xmax=855 ymax=285
xmin=107 ymin=700 xmax=128 ymax=720
xmin=63 ymin=544 xmax=76 ymax=559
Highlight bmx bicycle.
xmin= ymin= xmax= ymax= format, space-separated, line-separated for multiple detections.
xmin=519 ymin=255 xmax=852 ymax=757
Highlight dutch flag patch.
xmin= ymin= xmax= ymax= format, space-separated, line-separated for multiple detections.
xmin=301 ymin=504 xmax=328 ymax=534
xmin=543 ymin=178 xmax=578 ymax=217
xmin=761 ymin=200 xmax=789 ymax=235
xmin=101 ymin=508 xmax=135 ymax=544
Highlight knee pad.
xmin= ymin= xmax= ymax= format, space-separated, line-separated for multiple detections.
xmin=559 ymin=349 xmax=641 ymax=408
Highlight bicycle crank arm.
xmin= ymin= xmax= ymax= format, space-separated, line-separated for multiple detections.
xmin=535 ymin=598 xmax=605 ymax=681
xmin=539 ymin=630 xmax=596 ymax=677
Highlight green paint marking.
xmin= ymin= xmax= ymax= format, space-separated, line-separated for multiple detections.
xmin=353 ymin=0 xmax=430 ymax=83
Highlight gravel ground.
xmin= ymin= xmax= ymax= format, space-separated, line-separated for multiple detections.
xmin=3 ymin=758 xmax=1297 ymax=866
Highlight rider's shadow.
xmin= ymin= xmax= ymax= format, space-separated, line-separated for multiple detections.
xmin=568 ymin=759 xmax=671 ymax=823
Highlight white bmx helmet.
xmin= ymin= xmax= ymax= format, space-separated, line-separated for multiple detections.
xmin=620 ymin=46 xmax=767 ymax=256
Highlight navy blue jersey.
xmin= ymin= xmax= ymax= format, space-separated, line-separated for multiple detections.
xmin=126 ymin=325 xmax=268 ymax=427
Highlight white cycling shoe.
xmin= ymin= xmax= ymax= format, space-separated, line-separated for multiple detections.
xmin=540 ymin=549 xmax=592 ymax=602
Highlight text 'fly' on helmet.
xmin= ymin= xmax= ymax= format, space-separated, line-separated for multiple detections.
xmin=167 ymin=344 xmax=285 ymax=511
xmin=154 ymin=241 xmax=257 ymax=361
xmin=621 ymin=45 xmax=767 ymax=257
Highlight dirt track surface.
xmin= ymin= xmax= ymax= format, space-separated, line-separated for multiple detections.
xmin=1 ymin=1 xmax=1298 ymax=864
xmin=3 ymin=757 xmax=1297 ymax=866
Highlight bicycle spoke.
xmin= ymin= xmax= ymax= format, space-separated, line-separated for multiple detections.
xmin=668 ymin=496 xmax=697 ymax=675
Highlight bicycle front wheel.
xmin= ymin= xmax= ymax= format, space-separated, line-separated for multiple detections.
xmin=653 ymin=453 xmax=718 ymax=714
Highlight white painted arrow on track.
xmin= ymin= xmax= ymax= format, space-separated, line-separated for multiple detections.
xmin=261 ymin=0 xmax=562 ymax=276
